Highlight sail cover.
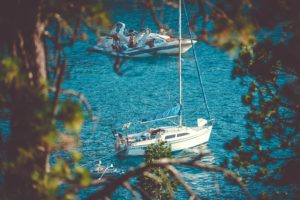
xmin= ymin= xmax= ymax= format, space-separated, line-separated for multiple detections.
xmin=141 ymin=104 xmax=181 ymax=123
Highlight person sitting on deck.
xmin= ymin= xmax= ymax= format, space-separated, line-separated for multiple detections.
xmin=135 ymin=28 xmax=150 ymax=47
xmin=128 ymin=29 xmax=137 ymax=48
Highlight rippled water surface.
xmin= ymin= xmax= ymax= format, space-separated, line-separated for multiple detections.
xmin=62 ymin=3 xmax=250 ymax=199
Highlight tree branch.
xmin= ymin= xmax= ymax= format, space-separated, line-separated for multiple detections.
xmin=130 ymin=184 xmax=152 ymax=200
xmin=48 ymin=86 xmax=96 ymax=121
xmin=144 ymin=0 xmax=164 ymax=29
xmin=86 ymin=158 xmax=252 ymax=200
xmin=165 ymin=165 xmax=198 ymax=200
xmin=51 ymin=59 xmax=67 ymax=118
xmin=122 ymin=181 xmax=140 ymax=199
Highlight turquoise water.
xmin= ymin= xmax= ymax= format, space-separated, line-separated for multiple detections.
xmin=62 ymin=3 xmax=250 ymax=199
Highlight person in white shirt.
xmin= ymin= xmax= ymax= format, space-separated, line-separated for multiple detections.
xmin=110 ymin=22 xmax=129 ymax=48
xmin=135 ymin=28 xmax=150 ymax=47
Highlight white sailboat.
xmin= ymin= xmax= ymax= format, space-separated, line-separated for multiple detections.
xmin=115 ymin=0 xmax=213 ymax=156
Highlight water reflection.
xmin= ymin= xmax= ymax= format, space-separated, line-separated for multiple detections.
xmin=176 ymin=144 xmax=215 ymax=163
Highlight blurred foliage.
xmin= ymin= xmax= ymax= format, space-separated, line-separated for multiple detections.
xmin=32 ymin=153 xmax=91 ymax=200
xmin=209 ymin=0 xmax=300 ymax=199
xmin=57 ymin=100 xmax=84 ymax=133
xmin=138 ymin=141 xmax=178 ymax=200
xmin=0 ymin=0 xmax=110 ymax=199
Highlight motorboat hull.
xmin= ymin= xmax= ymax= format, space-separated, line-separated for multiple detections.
xmin=89 ymin=38 xmax=197 ymax=58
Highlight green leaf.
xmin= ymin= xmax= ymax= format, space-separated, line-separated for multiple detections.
xmin=74 ymin=165 xmax=91 ymax=187
xmin=0 ymin=57 xmax=19 ymax=85
xmin=242 ymin=94 xmax=253 ymax=105
xmin=57 ymin=100 xmax=84 ymax=133
xmin=71 ymin=151 xmax=82 ymax=162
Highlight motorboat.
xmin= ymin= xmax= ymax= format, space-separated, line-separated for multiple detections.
xmin=89 ymin=23 xmax=197 ymax=58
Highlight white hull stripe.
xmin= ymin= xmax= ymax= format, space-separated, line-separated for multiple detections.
xmin=116 ymin=43 xmax=192 ymax=57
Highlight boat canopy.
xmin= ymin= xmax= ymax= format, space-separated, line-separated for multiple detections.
xmin=141 ymin=104 xmax=181 ymax=123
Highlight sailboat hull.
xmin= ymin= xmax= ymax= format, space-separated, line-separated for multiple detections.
xmin=122 ymin=125 xmax=212 ymax=156
xmin=170 ymin=126 xmax=212 ymax=151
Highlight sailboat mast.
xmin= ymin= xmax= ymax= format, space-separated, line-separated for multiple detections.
xmin=178 ymin=0 xmax=183 ymax=127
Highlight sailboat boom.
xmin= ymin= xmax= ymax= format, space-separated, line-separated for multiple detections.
xmin=140 ymin=115 xmax=179 ymax=124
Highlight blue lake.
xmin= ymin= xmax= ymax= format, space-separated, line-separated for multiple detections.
xmin=62 ymin=2 xmax=250 ymax=199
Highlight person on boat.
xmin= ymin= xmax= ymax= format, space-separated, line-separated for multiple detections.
xmin=128 ymin=29 xmax=137 ymax=48
xmin=110 ymin=24 xmax=121 ymax=50
xmin=135 ymin=28 xmax=150 ymax=47
xmin=145 ymin=39 xmax=155 ymax=48
xmin=159 ymin=27 xmax=167 ymax=35
xmin=135 ymin=28 xmax=145 ymax=46
xmin=110 ymin=22 xmax=129 ymax=50
xmin=115 ymin=133 xmax=127 ymax=151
